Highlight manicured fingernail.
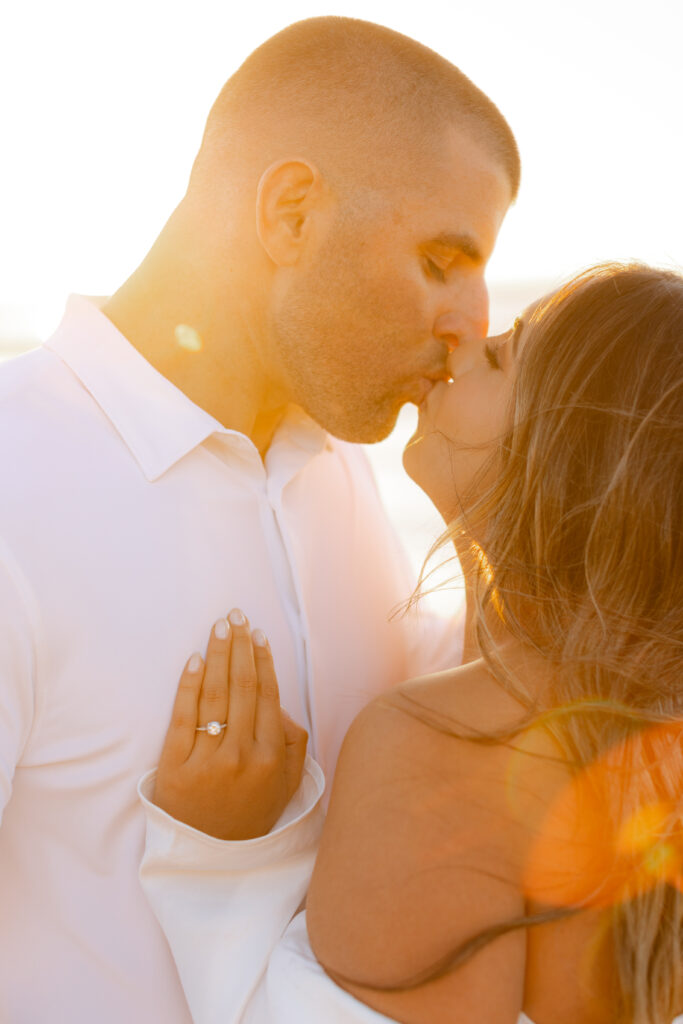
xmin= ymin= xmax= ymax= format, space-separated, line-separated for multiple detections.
xmin=228 ymin=608 xmax=246 ymax=626
xmin=188 ymin=652 xmax=202 ymax=672
xmin=214 ymin=618 xmax=228 ymax=639
xmin=252 ymin=628 xmax=268 ymax=648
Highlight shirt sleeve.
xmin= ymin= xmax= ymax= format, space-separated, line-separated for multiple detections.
xmin=138 ymin=757 xmax=327 ymax=1024
xmin=245 ymin=912 xmax=398 ymax=1024
xmin=0 ymin=538 xmax=39 ymax=825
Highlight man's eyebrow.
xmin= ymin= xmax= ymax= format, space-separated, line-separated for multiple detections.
xmin=429 ymin=232 xmax=483 ymax=264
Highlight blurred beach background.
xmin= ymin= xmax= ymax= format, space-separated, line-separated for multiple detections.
xmin=1 ymin=0 xmax=680 ymax=612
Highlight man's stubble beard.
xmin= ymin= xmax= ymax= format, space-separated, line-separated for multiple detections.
xmin=270 ymin=267 xmax=405 ymax=444
xmin=275 ymin=324 xmax=403 ymax=443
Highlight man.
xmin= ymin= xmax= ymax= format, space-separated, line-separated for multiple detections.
xmin=0 ymin=17 xmax=518 ymax=1024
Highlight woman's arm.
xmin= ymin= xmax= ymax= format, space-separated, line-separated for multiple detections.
xmin=306 ymin=661 xmax=553 ymax=1024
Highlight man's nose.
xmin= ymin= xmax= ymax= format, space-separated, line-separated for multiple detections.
xmin=433 ymin=278 xmax=490 ymax=351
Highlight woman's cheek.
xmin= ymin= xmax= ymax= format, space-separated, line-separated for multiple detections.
xmin=437 ymin=385 xmax=487 ymax=447
xmin=457 ymin=378 xmax=509 ymax=448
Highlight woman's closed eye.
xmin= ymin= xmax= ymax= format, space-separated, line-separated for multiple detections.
xmin=424 ymin=257 xmax=447 ymax=283
xmin=484 ymin=342 xmax=504 ymax=370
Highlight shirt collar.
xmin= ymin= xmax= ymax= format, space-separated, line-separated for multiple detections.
xmin=44 ymin=296 xmax=328 ymax=482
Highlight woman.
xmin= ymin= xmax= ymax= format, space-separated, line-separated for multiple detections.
xmin=140 ymin=263 xmax=683 ymax=1024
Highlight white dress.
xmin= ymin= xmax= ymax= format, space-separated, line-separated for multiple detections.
xmin=138 ymin=760 xmax=680 ymax=1024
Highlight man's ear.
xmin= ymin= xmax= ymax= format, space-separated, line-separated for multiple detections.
xmin=256 ymin=159 xmax=327 ymax=266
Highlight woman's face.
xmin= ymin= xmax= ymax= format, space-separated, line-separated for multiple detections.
xmin=403 ymin=307 xmax=533 ymax=522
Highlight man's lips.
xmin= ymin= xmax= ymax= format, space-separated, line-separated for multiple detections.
xmin=413 ymin=370 xmax=451 ymax=406
xmin=416 ymin=377 xmax=451 ymax=416
xmin=409 ymin=378 xmax=436 ymax=406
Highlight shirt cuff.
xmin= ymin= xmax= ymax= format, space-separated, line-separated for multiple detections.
xmin=138 ymin=755 xmax=326 ymax=870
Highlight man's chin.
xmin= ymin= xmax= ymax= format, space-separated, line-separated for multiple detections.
xmin=355 ymin=419 xmax=400 ymax=445
xmin=311 ymin=401 xmax=403 ymax=445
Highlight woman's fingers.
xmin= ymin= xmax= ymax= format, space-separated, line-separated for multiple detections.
xmin=252 ymin=631 xmax=284 ymax=748
xmin=195 ymin=618 xmax=231 ymax=748
xmin=282 ymin=709 xmax=308 ymax=801
xmin=223 ymin=608 xmax=258 ymax=745
xmin=159 ymin=652 xmax=204 ymax=767
xmin=252 ymin=633 xmax=307 ymax=797
xmin=155 ymin=614 xmax=310 ymax=838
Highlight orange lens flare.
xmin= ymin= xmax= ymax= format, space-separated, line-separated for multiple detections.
xmin=522 ymin=720 xmax=683 ymax=909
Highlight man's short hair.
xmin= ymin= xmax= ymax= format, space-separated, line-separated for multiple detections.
xmin=193 ymin=17 xmax=520 ymax=199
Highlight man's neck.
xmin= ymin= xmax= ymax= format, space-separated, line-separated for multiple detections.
xmin=101 ymin=236 xmax=289 ymax=457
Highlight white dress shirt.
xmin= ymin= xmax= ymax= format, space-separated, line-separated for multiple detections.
xmin=0 ymin=296 xmax=462 ymax=1024
xmin=139 ymin=762 xmax=539 ymax=1024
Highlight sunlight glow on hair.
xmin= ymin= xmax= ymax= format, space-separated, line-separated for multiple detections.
xmin=470 ymin=540 xmax=505 ymax=620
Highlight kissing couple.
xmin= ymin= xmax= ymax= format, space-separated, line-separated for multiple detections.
xmin=0 ymin=16 xmax=681 ymax=1024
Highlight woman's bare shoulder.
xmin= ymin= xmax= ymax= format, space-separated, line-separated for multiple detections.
xmin=306 ymin=657 xmax=571 ymax=1022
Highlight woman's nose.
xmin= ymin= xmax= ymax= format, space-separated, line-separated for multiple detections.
xmin=434 ymin=277 xmax=490 ymax=351
xmin=447 ymin=337 xmax=486 ymax=379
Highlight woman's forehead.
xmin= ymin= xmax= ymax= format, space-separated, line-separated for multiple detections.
xmin=507 ymin=292 xmax=555 ymax=364
xmin=524 ymin=290 xmax=556 ymax=322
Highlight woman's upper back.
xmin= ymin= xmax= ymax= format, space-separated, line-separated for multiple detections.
xmin=306 ymin=652 xmax=619 ymax=1024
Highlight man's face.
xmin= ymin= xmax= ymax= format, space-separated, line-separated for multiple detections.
xmin=270 ymin=127 xmax=512 ymax=443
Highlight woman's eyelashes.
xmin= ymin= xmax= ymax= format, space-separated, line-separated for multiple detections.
xmin=484 ymin=342 xmax=503 ymax=370
xmin=423 ymin=255 xmax=449 ymax=283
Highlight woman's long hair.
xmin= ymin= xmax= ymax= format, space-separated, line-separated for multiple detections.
xmin=409 ymin=263 xmax=683 ymax=1022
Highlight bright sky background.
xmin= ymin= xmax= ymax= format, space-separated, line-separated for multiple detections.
xmin=1 ymin=0 xmax=681 ymax=337
xmin=1 ymin=0 xmax=679 ymax=605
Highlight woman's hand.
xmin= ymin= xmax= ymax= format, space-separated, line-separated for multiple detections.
xmin=153 ymin=609 xmax=308 ymax=840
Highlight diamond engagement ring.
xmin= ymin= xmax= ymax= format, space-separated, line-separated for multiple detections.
xmin=196 ymin=721 xmax=227 ymax=736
